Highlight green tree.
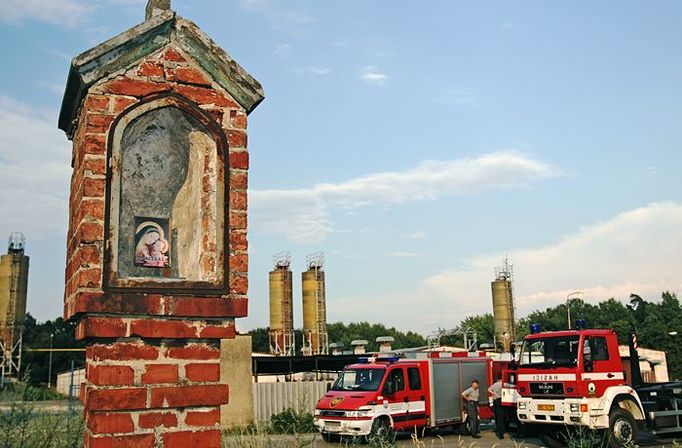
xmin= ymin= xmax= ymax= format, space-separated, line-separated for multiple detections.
xmin=249 ymin=327 xmax=269 ymax=353
xmin=21 ymin=314 xmax=86 ymax=387
xmin=250 ymin=322 xmax=427 ymax=354
xmin=439 ymin=314 xmax=495 ymax=348
xmin=327 ymin=322 xmax=426 ymax=352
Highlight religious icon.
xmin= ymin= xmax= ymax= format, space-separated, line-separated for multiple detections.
xmin=133 ymin=217 xmax=170 ymax=268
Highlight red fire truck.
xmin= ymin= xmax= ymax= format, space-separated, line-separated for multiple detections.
xmin=314 ymin=352 xmax=495 ymax=442
xmin=515 ymin=323 xmax=682 ymax=447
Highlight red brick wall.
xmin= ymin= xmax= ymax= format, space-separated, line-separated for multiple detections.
xmin=65 ymin=45 xmax=250 ymax=447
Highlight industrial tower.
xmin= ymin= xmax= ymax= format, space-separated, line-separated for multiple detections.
xmin=268 ymin=252 xmax=295 ymax=356
xmin=0 ymin=233 xmax=29 ymax=380
xmin=491 ymin=257 xmax=517 ymax=352
xmin=302 ymin=252 xmax=328 ymax=356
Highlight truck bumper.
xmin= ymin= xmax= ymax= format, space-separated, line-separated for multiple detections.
xmin=516 ymin=397 xmax=609 ymax=429
xmin=314 ymin=416 xmax=373 ymax=437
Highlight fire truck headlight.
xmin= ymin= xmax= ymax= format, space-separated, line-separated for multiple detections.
xmin=569 ymin=403 xmax=579 ymax=413
xmin=518 ymin=402 xmax=527 ymax=410
xmin=346 ymin=409 xmax=372 ymax=418
xmin=314 ymin=409 xmax=321 ymax=416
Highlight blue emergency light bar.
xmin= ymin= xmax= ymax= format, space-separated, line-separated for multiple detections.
xmin=530 ymin=323 xmax=541 ymax=334
xmin=575 ymin=319 xmax=587 ymax=330
xmin=358 ymin=355 xmax=400 ymax=364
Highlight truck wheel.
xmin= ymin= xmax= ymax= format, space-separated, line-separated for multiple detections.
xmin=367 ymin=418 xmax=395 ymax=444
xmin=606 ymin=409 xmax=638 ymax=448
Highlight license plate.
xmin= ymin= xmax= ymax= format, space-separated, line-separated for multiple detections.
xmin=538 ymin=404 xmax=555 ymax=411
xmin=325 ymin=421 xmax=341 ymax=430
xmin=530 ymin=382 xmax=564 ymax=396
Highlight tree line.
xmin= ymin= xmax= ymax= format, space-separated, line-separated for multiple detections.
xmin=250 ymin=321 xmax=427 ymax=354
xmin=20 ymin=314 xmax=86 ymax=387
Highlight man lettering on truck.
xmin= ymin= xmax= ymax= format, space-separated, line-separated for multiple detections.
xmin=462 ymin=379 xmax=481 ymax=439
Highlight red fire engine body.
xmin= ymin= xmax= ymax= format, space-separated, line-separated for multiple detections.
xmin=314 ymin=352 xmax=495 ymax=441
xmin=515 ymin=326 xmax=682 ymax=447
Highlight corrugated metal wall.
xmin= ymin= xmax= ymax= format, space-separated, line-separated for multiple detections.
xmin=56 ymin=368 xmax=86 ymax=396
xmin=252 ymin=381 xmax=332 ymax=422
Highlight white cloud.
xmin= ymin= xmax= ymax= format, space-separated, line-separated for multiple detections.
xmin=389 ymin=251 xmax=419 ymax=258
xmin=361 ymin=67 xmax=390 ymax=85
xmin=306 ymin=67 xmax=331 ymax=76
xmin=250 ymin=151 xmax=559 ymax=243
xmin=0 ymin=0 xmax=92 ymax=27
xmin=402 ymin=231 xmax=427 ymax=241
xmin=0 ymin=97 xmax=71 ymax=239
xmin=328 ymin=202 xmax=682 ymax=335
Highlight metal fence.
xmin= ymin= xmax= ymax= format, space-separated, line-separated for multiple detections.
xmin=252 ymin=381 xmax=332 ymax=422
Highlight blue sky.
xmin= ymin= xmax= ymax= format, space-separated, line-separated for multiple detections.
xmin=0 ymin=0 xmax=681 ymax=336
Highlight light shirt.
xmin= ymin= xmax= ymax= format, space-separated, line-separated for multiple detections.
xmin=488 ymin=380 xmax=502 ymax=400
xmin=462 ymin=386 xmax=479 ymax=402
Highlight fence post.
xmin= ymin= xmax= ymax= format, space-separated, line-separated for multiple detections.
xmin=67 ymin=360 xmax=75 ymax=416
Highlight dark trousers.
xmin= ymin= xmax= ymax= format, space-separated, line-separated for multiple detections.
xmin=493 ymin=398 xmax=506 ymax=437
xmin=466 ymin=401 xmax=479 ymax=435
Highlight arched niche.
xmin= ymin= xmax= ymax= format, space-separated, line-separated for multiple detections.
xmin=104 ymin=93 xmax=228 ymax=293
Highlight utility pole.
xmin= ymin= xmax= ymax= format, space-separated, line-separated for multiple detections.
xmin=566 ymin=291 xmax=583 ymax=329
xmin=47 ymin=333 xmax=54 ymax=388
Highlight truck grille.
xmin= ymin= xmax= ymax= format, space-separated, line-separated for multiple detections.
xmin=319 ymin=410 xmax=346 ymax=417
xmin=530 ymin=382 xmax=564 ymax=397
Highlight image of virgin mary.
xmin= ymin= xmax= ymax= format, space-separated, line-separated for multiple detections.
xmin=134 ymin=220 xmax=170 ymax=268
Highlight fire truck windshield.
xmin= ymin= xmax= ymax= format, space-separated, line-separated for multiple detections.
xmin=519 ymin=335 xmax=580 ymax=368
xmin=331 ymin=368 xmax=386 ymax=391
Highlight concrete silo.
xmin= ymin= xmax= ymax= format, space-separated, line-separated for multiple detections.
xmin=269 ymin=252 xmax=295 ymax=356
xmin=0 ymin=233 xmax=29 ymax=378
xmin=491 ymin=258 xmax=516 ymax=352
xmin=301 ymin=252 xmax=328 ymax=356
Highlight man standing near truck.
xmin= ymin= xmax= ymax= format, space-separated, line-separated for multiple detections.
xmin=488 ymin=376 xmax=506 ymax=439
xmin=462 ymin=379 xmax=481 ymax=438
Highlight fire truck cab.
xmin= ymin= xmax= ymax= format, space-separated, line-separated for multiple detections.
xmin=516 ymin=325 xmax=645 ymax=446
xmin=314 ymin=353 xmax=492 ymax=442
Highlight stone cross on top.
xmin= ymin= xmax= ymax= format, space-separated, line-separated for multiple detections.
xmin=146 ymin=0 xmax=171 ymax=20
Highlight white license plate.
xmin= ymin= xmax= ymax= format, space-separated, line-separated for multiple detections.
xmin=325 ymin=421 xmax=341 ymax=431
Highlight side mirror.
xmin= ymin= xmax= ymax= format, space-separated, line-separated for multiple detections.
xmin=326 ymin=382 xmax=331 ymax=392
